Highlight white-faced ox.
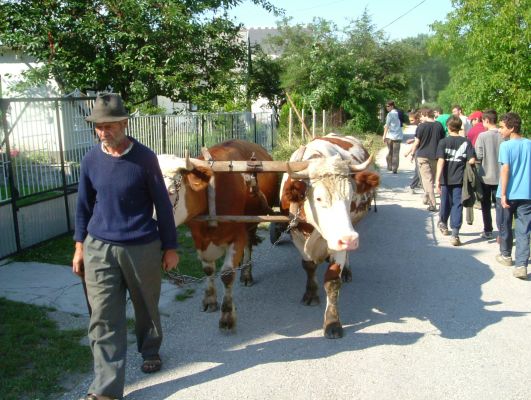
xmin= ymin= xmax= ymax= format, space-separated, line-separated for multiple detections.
xmin=157 ymin=140 xmax=278 ymax=332
xmin=280 ymin=133 xmax=380 ymax=338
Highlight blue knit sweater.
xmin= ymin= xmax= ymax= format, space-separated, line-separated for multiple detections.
xmin=74 ymin=138 xmax=177 ymax=250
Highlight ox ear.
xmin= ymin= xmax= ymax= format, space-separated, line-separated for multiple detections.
xmin=283 ymin=178 xmax=307 ymax=202
xmin=185 ymin=166 xmax=213 ymax=192
xmin=354 ymin=171 xmax=380 ymax=194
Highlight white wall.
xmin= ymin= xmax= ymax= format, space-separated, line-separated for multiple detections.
xmin=0 ymin=48 xmax=60 ymax=97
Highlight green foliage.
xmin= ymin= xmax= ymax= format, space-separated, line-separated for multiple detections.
xmin=13 ymin=233 xmax=75 ymax=265
xmin=0 ymin=297 xmax=91 ymax=400
xmin=429 ymin=0 xmax=530 ymax=131
xmin=0 ymin=0 xmax=281 ymax=109
xmin=248 ymin=45 xmax=284 ymax=112
xmin=268 ymin=10 xmax=413 ymax=132
xmin=175 ymin=288 xmax=195 ymax=302
xmin=399 ymin=34 xmax=450 ymax=108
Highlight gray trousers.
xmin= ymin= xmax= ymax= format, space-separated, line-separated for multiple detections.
xmin=386 ymin=139 xmax=401 ymax=173
xmin=84 ymin=235 xmax=163 ymax=399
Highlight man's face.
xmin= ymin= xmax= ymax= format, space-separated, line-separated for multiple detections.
xmin=498 ymin=121 xmax=513 ymax=139
xmin=95 ymin=120 xmax=128 ymax=148
xmin=452 ymin=108 xmax=460 ymax=116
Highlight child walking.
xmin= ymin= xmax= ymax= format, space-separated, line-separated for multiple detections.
xmin=435 ymin=115 xmax=476 ymax=246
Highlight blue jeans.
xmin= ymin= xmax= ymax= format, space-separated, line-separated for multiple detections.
xmin=439 ymin=185 xmax=463 ymax=236
xmin=496 ymin=198 xmax=531 ymax=267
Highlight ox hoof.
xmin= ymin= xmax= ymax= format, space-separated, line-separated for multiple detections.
xmin=341 ymin=267 xmax=352 ymax=283
xmin=202 ymin=301 xmax=219 ymax=313
xmin=324 ymin=321 xmax=343 ymax=339
xmin=301 ymin=292 xmax=320 ymax=306
xmin=219 ymin=315 xmax=236 ymax=332
xmin=240 ymin=271 xmax=254 ymax=287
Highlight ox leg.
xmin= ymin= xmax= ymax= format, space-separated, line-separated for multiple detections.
xmin=239 ymin=244 xmax=253 ymax=286
xmin=323 ymin=263 xmax=343 ymax=339
xmin=301 ymin=260 xmax=320 ymax=306
xmin=201 ymin=260 xmax=218 ymax=313
xmin=219 ymin=243 xmax=241 ymax=332
xmin=341 ymin=253 xmax=352 ymax=282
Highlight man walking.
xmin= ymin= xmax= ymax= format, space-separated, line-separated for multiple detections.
xmin=495 ymin=112 xmax=530 ymax=280
xmin=72 ymin=93 xmax=179 ymax=399
xmin=382 ymin=100 xmax=403 ymax=174
xmin=475 ymin=109 xmax=502 ymax=239
xmin=408 ymin=108 xmax=446 ymax=211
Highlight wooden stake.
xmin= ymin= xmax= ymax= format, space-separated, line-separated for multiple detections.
xmin=285 ymin=92 xmax=312 ymax=139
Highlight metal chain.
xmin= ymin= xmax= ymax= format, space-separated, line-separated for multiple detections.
xmin=166 ymin=207 xmax=301 ymax=286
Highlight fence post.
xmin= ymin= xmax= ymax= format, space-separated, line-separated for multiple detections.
xmin=322 ymin=109 xmax=326 ymax=134
xmin=312 ymin=108 xmax=316 ymax=138
xmin=161 ymin=115 xmax=167 ymax=154
xmin=270 ymin=112 xmax=274 ymax=150
xmin=231 ymin=114 xmax=235 ymax=139
xmin=55 ymin=100 xmax=71 ymax=232
xmin=289 ymin=107 xmax=293 ymax=146
xmin=301 ymin=108 xmax=305 ymax=140
xmin=1 ymin=99 xmax=21 ymax=252
xmin=201 ymin=114 xmax=205 ymax=149
xmin=253 ymin=113 xmax=257 ymax=144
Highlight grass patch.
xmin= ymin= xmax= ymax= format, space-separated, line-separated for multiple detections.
xmin=175 ymin=288 xmax=195 ymax=301
xmin=0 ymin=297 xmax=91 ymax=400
xmin=12 ymin=233 xmax=75 ymax=266
xmin=12 ymin=226 xmax=205 ymax=278
xmin=271 ymin=127 xmax=383 ymax=162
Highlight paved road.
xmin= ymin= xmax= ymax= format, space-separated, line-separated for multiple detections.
xmin=2 ymin=136 xmax=530 ymax=400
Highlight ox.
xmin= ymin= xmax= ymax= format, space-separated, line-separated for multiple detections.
xmin=157 ymin=140 xmax=278 ymax=331
xmin=280 ymin=133 xmax=380 ymax=338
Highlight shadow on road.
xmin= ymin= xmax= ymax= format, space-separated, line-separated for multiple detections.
xmin=125 ymin=196 xmax=524 ymax=399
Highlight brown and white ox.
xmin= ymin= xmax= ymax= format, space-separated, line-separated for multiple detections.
xmin=280 ymin=133 xmax=380 ymax=338
xmin=157 ymin=140 xmax=278 ymax=331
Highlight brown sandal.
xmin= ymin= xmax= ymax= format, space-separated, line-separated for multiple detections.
xmin=141 ymin=355 xmax=162 ymax=373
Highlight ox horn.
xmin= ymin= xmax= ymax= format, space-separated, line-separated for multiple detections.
xmin=184 ymin=150 xmax=194 ymax=171
xmin=287 ymin=161 xmax=309 ymax=179
xmin=350 ymin=154 xmax=373 ymax=172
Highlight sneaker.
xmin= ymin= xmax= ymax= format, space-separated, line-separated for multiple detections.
xmin=513 ymin=266 xmax=527 ymax=280
xmin=450 ymin=236 xmax=461 ymax=246
xmin=427 ymin=205 xmax=437 ymax=212
xmin=480 ymin=232 xmax=493 ymax=239
xmin=438 ymin=222 xmax=449 ymax=236
xmin=495 ymin=254 xmax=514 ymax=267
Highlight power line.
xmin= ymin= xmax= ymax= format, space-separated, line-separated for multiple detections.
xmin=295 ymin=0 xmax=352 ymax=13
xmin=379 ymin=0 xmax=427 ymax=30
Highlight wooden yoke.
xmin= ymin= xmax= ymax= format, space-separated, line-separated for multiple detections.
xmin=201 ymin=147 xmax=218 ymax=228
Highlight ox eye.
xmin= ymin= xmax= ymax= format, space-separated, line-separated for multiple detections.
xmin=316 ymin=197 xmax=322 ymax=202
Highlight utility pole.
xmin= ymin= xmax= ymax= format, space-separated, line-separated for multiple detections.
xmin=421 ymin=75 xmax=426 ymax=104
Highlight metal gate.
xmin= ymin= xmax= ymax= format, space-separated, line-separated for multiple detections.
xmin=0 ymin=97 xmax=276 ymax=259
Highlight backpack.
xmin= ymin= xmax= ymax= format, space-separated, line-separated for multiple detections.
xmin=396 ymin=108 xmax=407 ymax=127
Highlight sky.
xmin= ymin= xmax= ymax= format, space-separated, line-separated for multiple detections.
xmin=228 ymin=0 xmax=454 ymax=40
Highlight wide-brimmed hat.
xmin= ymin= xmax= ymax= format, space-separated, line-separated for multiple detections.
xmin=86 ymin=93 xmax=129 ymax=123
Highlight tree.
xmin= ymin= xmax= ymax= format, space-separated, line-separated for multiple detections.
xmin=247 ymin=45 xmax=284 ymax=112
xmin=429 ymin=0 xmax=530 ymax=128
xmin=399 ymin=34 xmax=450 ymax=108
xmin=0 ymin=0 xmax=280 ymax=110
xmin=269 ymin=11 xmax=411 ymax=132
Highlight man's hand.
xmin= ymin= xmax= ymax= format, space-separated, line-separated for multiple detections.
xmin=162 ymin=249 xmax=179 ymax=272
xmin=435 ymin=181 xmax=441 ymax=195
xmin=72 ymin=242 xmax=84 ymax=277
xmin=501 ymin=194 xmax=510 ymax=209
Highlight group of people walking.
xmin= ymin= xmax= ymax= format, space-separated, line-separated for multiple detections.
xmin=384 ymin=102 xmax=530 ymax=281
